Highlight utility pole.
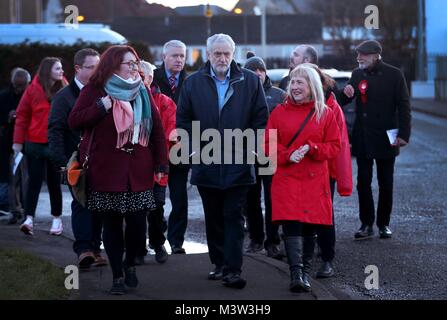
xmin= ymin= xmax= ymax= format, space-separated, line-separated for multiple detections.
xmin=35 ymin=0 xmax=42 ymax=23
xmin=258 ymin=0 xmax=267 ymax=58
xmin=417 ymin=0 xmax=427 ymax=81
xmin=205 ymin=3 xmax=212 ymax=39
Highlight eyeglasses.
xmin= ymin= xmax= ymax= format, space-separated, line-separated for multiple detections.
xmin=81 ymin=65 xmax=96 ymax=70
xmin=121 ymin=60 xmax=139 ymax=68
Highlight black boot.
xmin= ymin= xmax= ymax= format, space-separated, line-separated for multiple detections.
xmin=284 ymin=236 xmax=305 ymax=292
xmin=302 ymin=235 xmax=316 ymax=292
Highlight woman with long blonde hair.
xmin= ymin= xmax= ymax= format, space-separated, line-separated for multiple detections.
xmin=264 ymin=65 xmax=341 ymax=292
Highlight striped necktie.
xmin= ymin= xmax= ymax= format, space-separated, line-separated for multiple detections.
xmin=169 ymin=73 xmax=177 ymax=95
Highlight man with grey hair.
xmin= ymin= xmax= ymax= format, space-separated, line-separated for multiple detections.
xmin=339 ymin=40 xmax=411 ymax=240
xmin=279 ymin=44 xmax=319 ymax=91
xmin=153 ymin=40 xmax=190 ymax=254
xmin=176 ymin=33 xmax=268 ymax=289
xmin=0 ymin=67 xmax=31 ymax=223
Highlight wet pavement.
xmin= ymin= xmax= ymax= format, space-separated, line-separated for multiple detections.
xmin=1 ymin=108 xmax=447 ymax=300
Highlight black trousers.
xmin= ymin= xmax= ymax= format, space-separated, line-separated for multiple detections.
xmin=356 ymin=157 xmax=395 ymax=228
xmin=137 ymin=183 xmax=168 ymax=256
xmin=316 ymin=179 xmax=336 ymax=262
xmin=100 ymin=210 xmax=147 ymax=279
xmin=282 ymin=221 xmax=317 ymax=238
xmin=24 ymin=151 xmax=62 ymax=217
xmin=147 ymin=183 xmax=168 ymax=248
xmin=8 ymin=154 xmax=28 ymax=214
xmin=197 ymin=185 xmax=249 ymax=274
xmin=167 ymin=163 xmax=190 ymax=248
xmin=245 ymin=172 xmax=280 ymax=247
xmin=70 ymin=187 xmax=103 ymax=256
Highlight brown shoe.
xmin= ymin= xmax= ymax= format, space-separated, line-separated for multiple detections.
xmin=92 ymin=252 xmax=108 ymax=267
xmin=78 ymin=251 xmax=95 ymax=269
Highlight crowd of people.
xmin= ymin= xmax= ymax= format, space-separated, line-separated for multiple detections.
xmin=0 ymin=35 xmax=411 ymax=295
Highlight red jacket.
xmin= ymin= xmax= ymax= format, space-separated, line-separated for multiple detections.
xmin=151 ymin=85 xmax=177 ymax=186
xmin=14 ymin=76 xmax=52 ymax=144
xmin=265 ymin=98 xmax=341 ymax=225
xmin=68 ymin=83 xmax=168 ymax=193
xmin=326 ymin=94 xmax=353 ymax=196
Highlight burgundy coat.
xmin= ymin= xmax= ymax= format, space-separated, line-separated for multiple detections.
xmin=265 ymin=99 xmax=341 ymax=226
xmin=68 ymin=83 xmax=168 ymax=193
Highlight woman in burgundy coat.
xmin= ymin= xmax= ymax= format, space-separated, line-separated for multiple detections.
xmin=69 ymin=45 xmax=168 ymax=295
xmin=264 ymin=65 xmax=341 ymax=293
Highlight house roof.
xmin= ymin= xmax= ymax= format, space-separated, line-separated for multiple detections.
xmin=112 ymin=14 xmax=322 ymax=46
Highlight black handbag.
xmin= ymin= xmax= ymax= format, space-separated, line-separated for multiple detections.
xmin=286 ymin=109 xmax=314 ymax=148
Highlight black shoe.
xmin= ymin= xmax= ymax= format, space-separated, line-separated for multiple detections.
xmin=354 ymin=224 xmax=374 ymax=240
xmin=316 ymin=261 xmax=335 ymax=278
xmin=3 ymin=212 xmax=23 ymax=225
xmin=134 ymin=255 xmax=145 ymax=266
xmin=154 ymin=245 xmax=168 ymax=263
xmin=171 ymin=246 xmax=186 ymax=254
xmin=265 ymin=243 xmax=282 ymax=259
xmin=222 ymin=272 xmax=246 ymax=289
xmin=208 ymin=265 xmax=225 ymax=280
xmin=124 ymin=266 xmax=138 ymax=288
xmin=245 ymin=241 xmax=263 ymax=253
xmin=110 ymin=277 xmax=126 ymax=295
xmin=379 ymin=226 xmax=392 ymax=239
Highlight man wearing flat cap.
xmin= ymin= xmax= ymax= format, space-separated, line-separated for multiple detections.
xmin=338 ymin=40 xmax=411 ymax=240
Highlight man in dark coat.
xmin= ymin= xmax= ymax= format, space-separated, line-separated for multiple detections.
xmin=338 ymin=40 xmax=411 ymax=239
xmin=0 ymin=68 xmax=30 ymax=222
xmin=243 ymin=54 xmax=286 ymax=258
xmin=153 ymin=40 xmax=190 ymax=254
xmin=176 ymin=34 xmax=269 ymax=289
xmin=48 ymin=48 xmax=107 ymax=268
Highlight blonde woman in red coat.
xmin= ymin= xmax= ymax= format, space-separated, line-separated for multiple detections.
xmin=264 ymin=65 xmax=341 ymax=293
xmin=13 ymin=57 xmax=68 ymax=236
xmin=302 ymin=64 xmax=353 ymax=279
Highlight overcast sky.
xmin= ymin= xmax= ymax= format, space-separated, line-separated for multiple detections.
xmin=146 ymin=1 xmax=240 ymax=11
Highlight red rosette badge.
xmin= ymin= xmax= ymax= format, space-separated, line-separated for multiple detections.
xmin=358 ymin=80 xmax=368 ymax=104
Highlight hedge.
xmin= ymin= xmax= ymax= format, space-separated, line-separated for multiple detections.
xmin=0 ymin=41 xmax=153 ymax=88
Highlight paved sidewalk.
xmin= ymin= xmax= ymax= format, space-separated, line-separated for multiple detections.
xmin=411 ymin=98 xmax=447 ymax=118
xmin=0 ymin=225 xmax=337 ymax=300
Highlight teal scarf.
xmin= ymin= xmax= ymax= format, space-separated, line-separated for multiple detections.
xmin=104 ymin=74 xmax=152 ymax=147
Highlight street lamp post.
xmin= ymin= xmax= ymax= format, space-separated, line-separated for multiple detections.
xmin=417 ymin=0 xmax=427 ymax=81
xmin=258 ymin=0 xmax=267 ymax=58
xmin=205 ymin=3 xmax=212 ymax=39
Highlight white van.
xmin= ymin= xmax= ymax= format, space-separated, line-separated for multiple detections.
xmin=0 ymin=23 xmax=127 ymax=45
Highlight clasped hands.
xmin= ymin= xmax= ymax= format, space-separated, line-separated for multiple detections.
xmin=289 ymin=144 xmax=310 ymax=163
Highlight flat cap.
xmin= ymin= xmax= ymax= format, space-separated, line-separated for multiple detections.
xmin=355 ymin=40 xmax=382 ymax=55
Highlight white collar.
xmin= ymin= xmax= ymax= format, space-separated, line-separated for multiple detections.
xmin=74 ymin=77 xmax=84 ymax=90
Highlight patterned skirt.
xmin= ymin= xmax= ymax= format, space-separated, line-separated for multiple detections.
xmin=87 ymin=189 xmax=156 ymax=214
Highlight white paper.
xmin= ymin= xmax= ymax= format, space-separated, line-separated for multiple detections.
xmin=386 ymin=129 xmax=399 ymax=145
xmin=13 ymin=152 xmax=23 ymax=175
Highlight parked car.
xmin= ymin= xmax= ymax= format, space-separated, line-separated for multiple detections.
xmin=267 ymin=68 xmax=356 ymax=141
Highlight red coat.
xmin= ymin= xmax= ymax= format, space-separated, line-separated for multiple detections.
xmin=14 ymin=76 xmax=52 ymax=144
xmin=68 ymin=83 xmax=168 ymax=193
xmin=326 ymin=94 xmax=353 ymax=196
xmin=265 ymin=99 xmax=341 ymax=225
xmin=151 ymin=85 xmax=177 ymax=187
